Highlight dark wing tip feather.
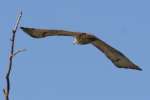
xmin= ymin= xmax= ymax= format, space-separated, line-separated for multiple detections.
xmin=20 ymin=27 xmax=32 ymax=32
xmin=128 ymin=66 xmax=142 ymax=71
xmin=134 ymin=66 xmax=142 ymax=71
xmin=20 ymin=27 xmax=29 ymax=34
xmin=20 ymin=27 xmax=41 ymax=38
xmin=20 ymin=27 xmax=31 ymax=33
xmin=116 ymin=64 xmax=142 ymax=71
xmin=20 ymin=27 xmax=30 ymax=31
xmin=20 ymin=27 xmax=25 ymax=29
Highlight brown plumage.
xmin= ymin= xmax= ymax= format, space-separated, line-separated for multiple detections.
xmin=21 ymin=27 xmax=142 ymax=71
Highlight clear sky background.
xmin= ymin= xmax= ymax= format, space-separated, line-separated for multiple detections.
xmin=0 ymin=0 xmax=150 ymax=100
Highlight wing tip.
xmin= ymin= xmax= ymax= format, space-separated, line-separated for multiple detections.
xmin=126 ymin=66 xmax=142 ymax=71
xmin=20 ymin=27 xmax=40 ymax=38
xmin=20 ymin=26 xmax=29 ymax=33
xmin=134 ymin=66 xmax=142 ymax=71
xmin=130 ymin=64 xmax=142 ymax=71
xmin=115 ymin=64 xmax=142 ymax=71
xmin=20 ymin=26 xmax=25 ymax=29
xmin=20 ymin=27 xmax=28 ymax=31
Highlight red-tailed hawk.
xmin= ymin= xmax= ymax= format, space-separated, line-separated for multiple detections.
xmin=21 ymin=27 xmax=142 ymax=71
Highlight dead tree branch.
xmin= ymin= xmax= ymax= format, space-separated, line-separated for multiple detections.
xmin=3 ymin=11 xmax=22 ymax=100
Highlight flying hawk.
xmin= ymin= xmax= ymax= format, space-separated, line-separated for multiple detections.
xmin=21 ymin=27 xmax=142 ymax=71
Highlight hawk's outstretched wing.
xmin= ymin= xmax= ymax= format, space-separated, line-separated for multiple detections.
xmin=20 ymin=27 xmax=80 ymax=38
xmin=21 ymin=27 xmax=142 ymax=71
xmin=92 ymin=38 xmax=142 ymax=70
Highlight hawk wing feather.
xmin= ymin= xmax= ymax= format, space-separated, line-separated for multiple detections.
xmin=20 ymin=27 xmax=80 ymax=38
xmin=21 ymin=27 xmax=142 ymax=71
xmin=92 ymin=39 xmax=142 ymax=70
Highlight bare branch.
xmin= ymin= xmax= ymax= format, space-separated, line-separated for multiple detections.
xmin=12 ymin=11 xmax=22 ymax=33
xmin=3 ymin=11 xmax=23 ymax=100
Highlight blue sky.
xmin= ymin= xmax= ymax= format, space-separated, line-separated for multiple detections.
xmin=0 ymin=0 xmax=150 ymax=100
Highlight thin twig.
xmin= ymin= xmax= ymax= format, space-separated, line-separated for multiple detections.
xmin=13 ymin=49 xmax=26 ymax=57
xmin=3 ymin=11 xmax=22 ymax=100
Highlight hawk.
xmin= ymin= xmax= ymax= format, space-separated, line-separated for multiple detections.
xmin=21 ymin=27 xmax=142 ymax=71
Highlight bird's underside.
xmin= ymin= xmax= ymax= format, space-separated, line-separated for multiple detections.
xmin=21 ymin=27 xmax=142 ymax=71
